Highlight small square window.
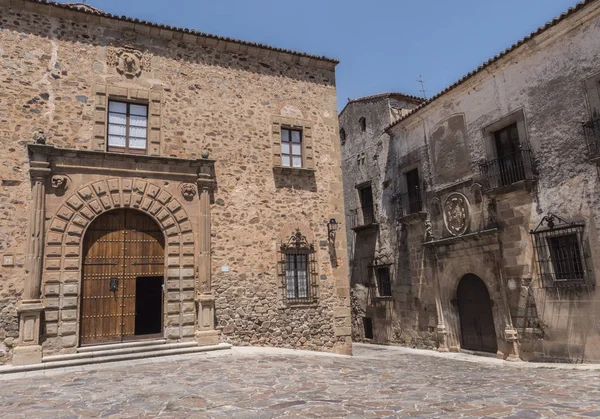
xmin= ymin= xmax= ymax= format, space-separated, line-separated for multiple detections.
xmin=107 ymin=100 xmax=148 ymax=154
xmin=375 ymin=266 xmax=392 ymax=297
xmin=280 ymin=128 xmax=303 ymax=168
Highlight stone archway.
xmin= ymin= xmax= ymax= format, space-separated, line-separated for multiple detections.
xmin=43 ymin=178 xmax=194 ymax=349
xmin=456 ymin=274 xmax=498 ymax=353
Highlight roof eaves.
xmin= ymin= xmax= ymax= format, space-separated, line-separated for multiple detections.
xmin=384 ymin=0 xmax=596 ymax=132
xmin=339 ymin=92 xmax=425 ymax=116
xmin=19 ymin=0 xmax=339 ymax=66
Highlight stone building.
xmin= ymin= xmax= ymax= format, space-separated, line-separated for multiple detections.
xmin=341 ymin=0 xmax=600 ymax=362
xmin=0 ymin=0 xmax=352 ymax=366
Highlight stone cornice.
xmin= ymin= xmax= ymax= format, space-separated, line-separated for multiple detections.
xmin=27 ymin=144 xmax=216 ymax=184
xmin=8 ymin=0 xmax=338 ymax=70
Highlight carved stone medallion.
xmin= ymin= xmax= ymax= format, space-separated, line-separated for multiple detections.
xmin=107 ymin=45 xmax=151 ymax=78
xmin=443 ymin=193 xmax=470 ymax=236
xmin=180 ymin=183 xmax=197 ymax=201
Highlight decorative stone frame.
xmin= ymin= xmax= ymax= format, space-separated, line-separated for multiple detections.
xmin=42 ymin=178 xmax=194 ymax=349
xmin=93 ymin=83 xmax=163 ymax=156
xmin=14 ymin=144 xmax=217 ymax=363
xmin=271 ymin=116 xmax=315 ymax=174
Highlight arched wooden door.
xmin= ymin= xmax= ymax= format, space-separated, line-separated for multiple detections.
xmin=80 ymin=209 xmax=165 ymax=346
xmin=457 ymin=274 xmax=498 ymax=353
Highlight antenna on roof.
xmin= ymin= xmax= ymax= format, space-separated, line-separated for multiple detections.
xmin=417 ymin=75 xmax=428 ymax=99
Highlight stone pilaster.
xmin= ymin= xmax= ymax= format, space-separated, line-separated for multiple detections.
xmin=195 ymin=174 xmax=218 ymax=345
xmin=13 ymin=156 xmax=50 ymax=365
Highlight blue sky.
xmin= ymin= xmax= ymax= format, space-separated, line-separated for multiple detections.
xmin=70 ymin=0 xmax=580 ymax=111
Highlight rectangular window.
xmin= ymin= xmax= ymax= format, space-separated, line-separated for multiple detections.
xmin=108 ymin=100 xmax=148 ymax=154
xmin=358 ymin=185 xmax=375 ymax=225
xmin=375 ymin=266 xmax=392 ymax=297
xmin=547 ymin=234 xmax=585 ymax=281
xmin=405 ymin=168 xmax=422 ymax=214
xmin=285 ymin=253 xmax=309 ymax=300
xmin=280 ymin=128 xmax=302 ymax=168
xmin=494 ymin=123 xmax=525 ymax=185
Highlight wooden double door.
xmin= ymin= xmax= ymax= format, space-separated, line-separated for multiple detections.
xmin=457 ymin=274 xmax=498 ymax=353
xmin=80 ymin=209 xmax=165 ymax=346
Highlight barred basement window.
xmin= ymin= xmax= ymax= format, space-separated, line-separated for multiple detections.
xmin=375 ymin=265 xmax=392 ymax=297
xmin=279 ymin=229 xmax=318 ymax=304
xmin=531 ymin=214 xmax=590 ymax=287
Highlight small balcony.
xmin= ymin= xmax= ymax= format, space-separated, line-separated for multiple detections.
xmin=583 ymin=117 xmax=600 ymax=162
xmin=479 ymin=148 xmax=535 ymax=192
xmin=349 ymin=206 xmax=377 ymax=231
xmin=398 ymin=188 xmax=426 ymax=223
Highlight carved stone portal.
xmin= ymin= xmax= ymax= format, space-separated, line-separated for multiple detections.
xmin=443 ymin=193 xmax=470 ymax=236
xmin=107 ymin=45 xmax=151 ymax=78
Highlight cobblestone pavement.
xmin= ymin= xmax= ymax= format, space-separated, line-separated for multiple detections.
xmin=1 ymin=344 xmax=600 ymax=418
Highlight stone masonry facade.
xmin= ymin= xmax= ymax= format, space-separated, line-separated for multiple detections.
xmin=0 ymin=0 xmax=352 ymax=364
xmin=341 ymin=0 xmax=600 ymax=363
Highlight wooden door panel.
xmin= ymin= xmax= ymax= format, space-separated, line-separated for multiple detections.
xmin=457 ymin=275 xmax=498 ymax=353
xmin=81 ymin=211 xmax=125 ymax=345
xmin=80 ymin=209 xmax=165 ymax=346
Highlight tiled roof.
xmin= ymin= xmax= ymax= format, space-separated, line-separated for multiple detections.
xmin=339 ymin=92 xmax=425 ymax=116
xmin=385 ymin=0 xmax=597 ymax=132
xmin=19 ymin=0 xmax=339 ymax=65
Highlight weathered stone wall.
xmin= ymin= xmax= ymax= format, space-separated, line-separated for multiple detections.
xmin=0 ymin=0 xmax=352 ymax=361
xmin=340 ymin=2 xmax=600 ymax=362
xmin=384 ymin=2 xmax=600 ymax=362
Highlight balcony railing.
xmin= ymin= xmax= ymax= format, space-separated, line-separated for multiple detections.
xmin=398 ymin=187 xmax=423 ymax=218
xmin=349 ymin=206 xmax=377 ymax=230
xmin=583 ymin=117 xmax=600 ymax=160
xmin=479 ymin=148 xmax=535 ymax=191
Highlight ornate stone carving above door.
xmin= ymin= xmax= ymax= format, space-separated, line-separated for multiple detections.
xmin=443 ymin=193 xmax=470 ymax=236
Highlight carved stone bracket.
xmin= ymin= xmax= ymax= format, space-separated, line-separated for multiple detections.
xmin=51 ymin=175 xmax=68 ymax=191
xmin=180 ymin=183 xmax=197 ymax=201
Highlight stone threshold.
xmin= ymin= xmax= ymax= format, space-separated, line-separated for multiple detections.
xmin=0 ymin=342 xmax=232 ymax=375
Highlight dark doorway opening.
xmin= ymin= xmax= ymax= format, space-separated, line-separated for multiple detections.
xmin=457 ymin=274 xmax=498 ymax=353
xmin=363 ymin=317 xmax=374 ymax=339
xmin=135 ymin=276 xmax=163 ymax=337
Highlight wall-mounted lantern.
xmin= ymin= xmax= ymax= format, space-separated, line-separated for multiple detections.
xmin=327 ymin=218 xmax=339 ymax=241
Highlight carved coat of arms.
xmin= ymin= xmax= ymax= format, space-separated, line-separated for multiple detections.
xmin=443 ymin=193 xmax=470 ymax=236
xmin=107 ymin=45 xmax=151 ymax=78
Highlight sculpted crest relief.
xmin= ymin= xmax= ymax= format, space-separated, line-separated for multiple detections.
xmin=443 ymin=193 xmax=470 ymax=236
xmin=107 ymin=45 xmax=151 ymax=78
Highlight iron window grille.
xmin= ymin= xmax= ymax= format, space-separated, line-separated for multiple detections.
xmin=583 ymin=116 xmax=600 ymax=160
xmin=280 ymin=128 xmax=302 ymax=168
xmin=279 ymin=229 xmax=318 ymax=304
xmin=107 ymin=100 xmax=148 ymax=154
xmin=374 ymin=265 xmax=392 ymax=297
xmin=479 ymin=147 xmax=535 ymax=190
xmin=398 ymin=186 xmax=423 ymax=218
xmin=530 ymin=214 xmax=591 ymax=288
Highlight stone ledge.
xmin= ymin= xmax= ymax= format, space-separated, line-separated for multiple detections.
xmin=272 ymin=166 xmax=315 ymax=177
xmin=422 ymin=228 xmax=500 ymax=248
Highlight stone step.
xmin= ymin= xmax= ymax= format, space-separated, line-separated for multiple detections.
xmin=77 ymin=339 xmax=167 ymax=353
xmin=43 ymin=341 xmax=198 ymax=363
xmin=0 ymin=343 xmax=232 ymax=375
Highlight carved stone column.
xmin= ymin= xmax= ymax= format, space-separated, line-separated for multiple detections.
xmin=13 ymin=158 xmax=50 ymax=365
xmin=195 ymin=173 xmax=218 ymax=346
xmin=432 ymin=252 xmax=449 ymax=352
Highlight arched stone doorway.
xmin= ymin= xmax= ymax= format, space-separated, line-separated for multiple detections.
xmin=457 ymin=274 xmax=497 ymax=353
xmin=80 ymin=209 xmax=165 ymax=345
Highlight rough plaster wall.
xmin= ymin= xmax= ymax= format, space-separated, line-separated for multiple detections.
xmin=386 ymin=6 xmax=600 ymax=361
xmin=0 ymin=5 xmax=351 ymax=358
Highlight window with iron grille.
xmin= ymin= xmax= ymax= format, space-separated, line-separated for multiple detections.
xmin=107 ymin=100 xmax=148 ymax=154
xmin=279 ymin=229 xmax=318 ymax=304
xmin=280 ymin=128 xmax=302 ymax=168
xmin=531 ymin=214 xmax=590 ymax=287
xmin=375 ymin=265 xmax=392 ymax=297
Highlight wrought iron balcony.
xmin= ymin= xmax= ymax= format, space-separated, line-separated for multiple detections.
xmin=349 ymin=206 xmax=377 ymax=230
xmin=398 ymin=187 xmax=424 ymax=219
xmin=479 ymin=148 xmax=535 ymax=191
xmin=583 ymin=117 xmax=600 ymax=161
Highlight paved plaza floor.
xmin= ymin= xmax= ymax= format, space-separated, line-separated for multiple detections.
xmin=1 ymin=343 xmax=600 ymax=418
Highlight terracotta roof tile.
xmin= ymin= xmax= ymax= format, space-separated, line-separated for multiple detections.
xmin=339 ymin=92 xmax=424 ymax=116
